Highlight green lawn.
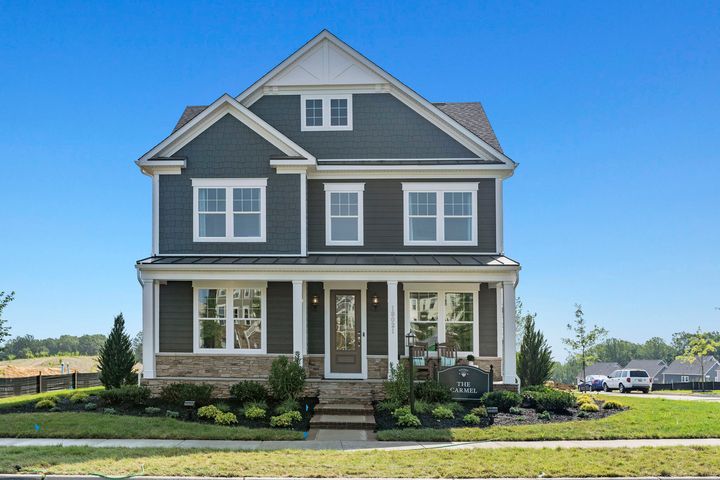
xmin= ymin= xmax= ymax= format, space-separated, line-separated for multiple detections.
xmin=0 ymin=412 xmax=302 ymax=440
xmin=0 ymin=387 xmax=104 ymax=410
xmin=2 ymin=445 xmax=720 ymax=477
xmin=378 ymin=394 xmax=720 ymax=441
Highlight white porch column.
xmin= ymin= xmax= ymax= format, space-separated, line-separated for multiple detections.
xmin=501 ymin=281 xmax=517 ymax=384
xmin=141 ymin=279 xmax=155 ymax=379
xmin=387 ymin=281 xmax=399 ymax=379
xmin=292 ymin=280 xmax=304 ymax=361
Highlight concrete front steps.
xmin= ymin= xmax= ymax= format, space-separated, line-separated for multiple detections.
xmin=310 ymin=402 xmax=376 ymax=430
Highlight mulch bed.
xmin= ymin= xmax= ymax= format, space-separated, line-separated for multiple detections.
xmin=374 ymin=401 xmax=623 ymax=430
xmin=1 ymin=395 xmax=318 ymax=432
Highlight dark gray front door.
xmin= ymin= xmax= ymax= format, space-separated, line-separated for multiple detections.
xmin=330 ymin=290 xmax=361 ymax=374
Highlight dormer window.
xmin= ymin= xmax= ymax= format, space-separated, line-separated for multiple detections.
xmin=301 ymin=94 xmax=352 ymax=131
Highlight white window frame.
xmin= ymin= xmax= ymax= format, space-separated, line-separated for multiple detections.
xmin=324 ymin=183 xmax=364 ymax=246
xmin=402 ymin=182 xmax=478 ymax=246
xmin=681 ymin=375 xmax=690 ymax=382
xmin=192 ymin=178 xmax=267 ymax=242
xmin=300 ymin=94 xmax=353 ymax=131
xmin=404 ymin=283 xmax=480 ymax=357
xmin=193 ymin=281 xmax=268 ymax=354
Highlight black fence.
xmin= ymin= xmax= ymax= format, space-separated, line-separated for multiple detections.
xmin=652 ymin=381 xmax=720 ymax=391
xmin=0 ymin=372 xmax=101 ymax=398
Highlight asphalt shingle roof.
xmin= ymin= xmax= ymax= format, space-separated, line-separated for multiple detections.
xmin=624 ymin=359 xmax=667 ymax=378
xmin=664 ymin=356 xmax=719 ymax=375
xmin=579 ymin=362 xmax=621 ymax=379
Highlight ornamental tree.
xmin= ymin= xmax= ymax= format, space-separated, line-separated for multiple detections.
xmin=98 ymin=313 xmax=136 ymax=388
xmin=517 ymin=316 xmax=553 ymax=387
xmin=561 ymin=304 xmax=608 ymax=383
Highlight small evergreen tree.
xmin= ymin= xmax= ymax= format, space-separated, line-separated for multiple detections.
xmin=98 ymin=313 xmax=136 ymax=388
xmin=517 ymin=316 xmax=553 ymax=387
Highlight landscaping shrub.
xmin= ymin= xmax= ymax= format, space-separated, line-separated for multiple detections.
xmin=383 ymin=363 xmax=410 ymax=406
xmin=481 ymin=391 xmax=522 ymax=412
xmin=376 ymin=399 xmax=401 ymax=413
xmin=431 ymin=405 xmax=454 ymax=419
xmin=70 ymin=392 xmax=89 ymax=404
xmin=244 ymin=405 xmax=266 ymax=420
xmin=580 ymin=402 xmax=599 ymax=412
xmin=230 ymin=381 xmax=268 ymax=404
xmin=522 ymin=385 xmax=553 ymax=393
xmin=99 ymin=385 xmax=150 ymax=406
xmin=396 ymin=413 xmax=421 ymax=428
xmin=214 ymin=411 xmax=238 ymax=425
xmin=275 ymin=398 xmax=300 ymax=415
xmin=103 ymin=408 xmax=116 ymax=415
xmin=470 ymin=406 xmax=488 ymax=417
xmin=463 ymin=413 xmax=482 ymax=425
xmin=509 ymin=406 xmax=523 ymax=415
xmin=529 ymin=390 xmax=575 ymax=413
xmin=144 ymin=407 xmax=162 ymax=415
xmin=165 ymin=410 xmax=180 ymax=418
xmin=97 ymin=313 xmax=137 ymax=388
xmin=577 ymin=410 xmax=590 ymax=418
xmin=538 ymin=410 xmax=551 ymax=420
xmin=415 ymin=380 xmax=452 ymax=403
xmin=268 ymin=353 xmax=306 ymax=401
xmin=159 ymin=383 xmax=214 ymax=406
xmin=84 ymin=402 xmax=97 ymax=411
xmin=603 ymin=400 xmax=623 ymax=410
xmin=576 ymin=394 xmax=594 ymax=406
xmin=198 ymin=405 xmax=222 ymax=421
xmin=439 ymin=402 xmax=464 ymax=414
xmin=392 ymin=406 xmax=412 ymax=419
xmin=214 ymin=401 xmax=231 ymax=412
xmin=270 ymin=410 xmax=302 ymax=428
xmin=413 ymin=400 xmax=432 ymax=415
xmin=35 ymin=399 xmax=55 ymax=410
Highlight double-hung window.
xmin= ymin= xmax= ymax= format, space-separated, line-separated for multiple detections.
xmin=324 ymin=183 xmax=364 ymax=245
xmin=406 ymin=284 xmax=479 ymax=356
xmin=402 ymin=183 xmax=478 ymax=246
xmin=192 ymin=179 xmax=266 ymax=242
xmin=301 ymin=94 xmax=352 ymax=131
xmin=195 ymin=282 xmax=266 ymax=353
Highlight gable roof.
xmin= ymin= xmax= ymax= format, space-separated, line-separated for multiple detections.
xmin=137 ymin=94 xmax=315 ymax=165
xmin=664 ymin=356 xmax=719 ymax=376
xmin=236 ymin=30 xmax=514 ymax=167
xmin=624 ymin=359 xmax=667 ymax=378
xmin=172 ymin=101 xmax=504 ymax=152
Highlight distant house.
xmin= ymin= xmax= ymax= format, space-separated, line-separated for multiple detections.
xmin=624 ymin=359 xmax=667 ymax=383
xmin=662 ymin=356 xmax=720 ymax=383
xmin=577 ymin=362 xmax=621 ymax=382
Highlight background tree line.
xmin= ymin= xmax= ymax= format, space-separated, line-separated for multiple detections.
xmin=1 ymin=332 xmax=144 ymax=362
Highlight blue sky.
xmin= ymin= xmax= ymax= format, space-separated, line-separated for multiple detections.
xmin=1 ymin=1 xmax=718 ymax=360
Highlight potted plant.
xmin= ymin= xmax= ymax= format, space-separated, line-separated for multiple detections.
xmin=466 ymin=354 xmax=475 ymax=366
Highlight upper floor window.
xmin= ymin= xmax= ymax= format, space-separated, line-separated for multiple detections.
xmin=192 ymin=178 xmax=267 ymax=242
xmin=402 ymin=183 xmax=478 ymax=246
xmin=301 ymin=94 xmax=352 ymax=131
xmin=324 ymin=183 xmax=364 ymax=246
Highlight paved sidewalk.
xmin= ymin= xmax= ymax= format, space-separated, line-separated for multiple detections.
xmin=2 ymin=477 xmax=720 ymax=480
xmin=1 ymin=437 xmax=720 ymax=451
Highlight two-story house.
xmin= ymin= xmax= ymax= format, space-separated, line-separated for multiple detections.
xmin=135 ymin=30 xmax=520 ymax=399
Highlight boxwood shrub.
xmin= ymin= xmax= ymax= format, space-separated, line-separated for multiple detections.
xmin=529 ymin=390 xmax=575 ymax=413
xmin=481 ymin=390 xmax=522 ymax=412
xmin=159 ymin=383 xmax=214 ymax=406
xmin=414 ymin=380 xmax=452 ymax=403
xmin=99 ymin=385 xmax=150 ymax=406
xmin=230 ymin=381 xmax=268 ymax=404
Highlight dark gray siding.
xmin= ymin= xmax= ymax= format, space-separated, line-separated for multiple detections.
xmin=367 ymin=282 xmax=388 ymax=355
xmin=478 ymin=285 xmax=497 ymax=356
xmin=249 ymin=94 xmax=479 ymax=159
xmin=307 ymin=282 xmax=325 ymax=354
xmin=266 ymin=282 xmax=293 ymax=354
xmin=159 ymin=113 xmax=301 ymax=254
xmin=159 ymin=281 xmax=193 ymax=353
xmin=308 ymin=179 xmax=496 ymax=253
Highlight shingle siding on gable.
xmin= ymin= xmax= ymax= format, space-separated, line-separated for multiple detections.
xmin=249 ymin=93 xmax=479 ymax=159
xmin=158 ymin=114 xmax=301 ymax=254
xmin=307 ymin=179 xmax=496 ymax=253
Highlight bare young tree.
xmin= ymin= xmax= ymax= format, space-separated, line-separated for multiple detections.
xmin=561 ymin=304 xmax=608 ymax=383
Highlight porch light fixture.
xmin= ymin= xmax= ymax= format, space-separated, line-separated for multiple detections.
xmin=371 ymin=293 xmax=380 ymax=310
xmin=311 ymin=294 xmax=320 ymax=310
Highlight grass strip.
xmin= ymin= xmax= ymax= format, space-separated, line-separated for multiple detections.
xmin=2 ymin=445 xmax=720 ymax=477
xmin=0 ymin=387 xmax=104 ymax=410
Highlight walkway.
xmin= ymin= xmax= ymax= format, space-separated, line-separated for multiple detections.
xmin=1 ymin=437 xmax=720 ymax=451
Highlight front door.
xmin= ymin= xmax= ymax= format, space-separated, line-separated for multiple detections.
xmin=330 ymin=290 xmax=362 ymax=374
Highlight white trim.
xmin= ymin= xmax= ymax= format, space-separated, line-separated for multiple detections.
xmin=501 ymin=281 xmax=517 ymax=383
xmin=324 ymin=183 xmax=365 ymax=246
xmin=236 ymin=31 xmax=514 ymax=167
xmin=141 ymin=279 xmax=155 ymax=379
xmin=192 ymin=281 xmax=268 ymax=355
xmin=136 ymin=94 xmax=316 ymax=164
xmin=320 ymin=158 xmax=485 ymax=163
xmin=494 ymin=283 xmax=503 ymax=358
xmin=301 ymin=94 xmax=353 ymax=131
xmin=403 ymin=282 xmax=480 ymax=358
xmin=309 ymin=169 xmax=513 ymax=180
xmin=308 ymin=251 xmax=502 ymax=255
xmin=495 ymin=178 xmax=503 ymax=254
xmin=300 ymin=173 xmax=308 ymax=256
xmin=137 ymin=159 xmax=186 ymax=176
xmin=292 ymin=280 xmax=304 ymax=360
xmin=402 ymin=183 xmax=478 ymax=247
xmin=386 ymin=281 xmax=399 ymax=379
xmin=192 ymin=180 xmax=267 ymax=243
xmin=323 ymin=282 xmax=368 ymax=379
xmin=153 ymin=281 xmax=160 ymax=356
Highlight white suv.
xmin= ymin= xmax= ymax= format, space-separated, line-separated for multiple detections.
xmin=603 ymin=369 xmax=651 ymax=393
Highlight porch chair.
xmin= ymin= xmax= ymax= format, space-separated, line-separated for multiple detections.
xmin=436 ymin=342 xmax=458 ymax=368
xmin=410 ymin=341 xmax=433 ymax=380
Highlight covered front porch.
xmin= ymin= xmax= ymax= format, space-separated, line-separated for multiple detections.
xmin=137 ymin=255 xmax=520 ymax=394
